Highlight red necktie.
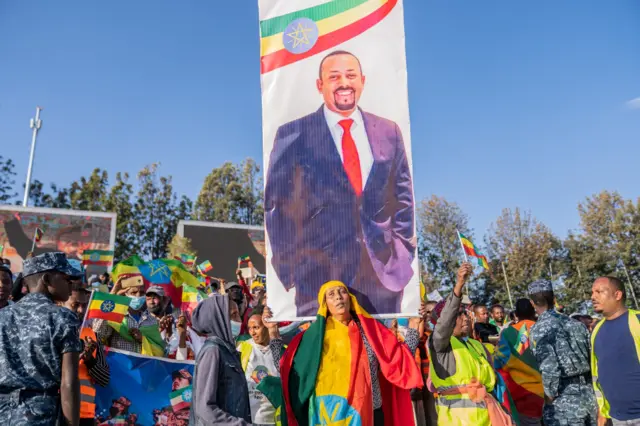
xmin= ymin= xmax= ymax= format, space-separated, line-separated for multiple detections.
xmin=339 ymin=119 xmax=362 ymax=196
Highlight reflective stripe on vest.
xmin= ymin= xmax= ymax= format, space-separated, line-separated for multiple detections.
xmin=591 ymin=309 xmax=640 ymax=419
xmin=79 ymin=327 xmax=98 ymax=419
xmin=429 ymin=337 xmax=495 ymax=425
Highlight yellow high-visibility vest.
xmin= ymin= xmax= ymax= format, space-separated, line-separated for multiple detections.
xmin=591 ymin=309 xmax=640 ymax=419
xmin=429 ymin=336 xmax=496 ymax=425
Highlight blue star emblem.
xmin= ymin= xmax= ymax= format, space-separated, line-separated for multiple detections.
xmin=283 ymin=18 xmax=319 ymax=55
xmin=100 ymin=300 xmax=115 ymax=313
xmin=182 ymin=389 xmax=192 ymax=402
xmin=90 ymin=252 xmax=101 ymax=261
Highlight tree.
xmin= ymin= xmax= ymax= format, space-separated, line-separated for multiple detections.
xmin=484 ymin=208 xmax=560 ymax=306
xmin=194 ymin=159 xmax=264 ymax=225
xmin=566 ymin=191 xmax=640 ymax=309
xmin=166 ymin=234 xmax=196 ymax=260
xmin=133 ymin=164 xmax=191 ymax=259
xmin=0 ymin=156 xmax=17 ymax=203
xmin=417 ymin=195 xmax=473 ymax=293
xmin=68 ymin=169 xmax=109 ymax=211
xmin=103 ymin=172 xmax=137 ymax=261
xmin=23 ymin=180 xmax=70 ymax=208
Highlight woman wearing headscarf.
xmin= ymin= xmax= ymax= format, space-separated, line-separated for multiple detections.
xmin=272 ymin=280 xmax=424 ymax=426
xmin=236 ymin=306 xmax=283 ymax=426
xmin=189 ymin=294 xmax=252 ymax=426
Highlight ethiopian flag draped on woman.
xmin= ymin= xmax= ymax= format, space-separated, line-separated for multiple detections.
xmin=274 ymin=281 xmax=422 ymax=426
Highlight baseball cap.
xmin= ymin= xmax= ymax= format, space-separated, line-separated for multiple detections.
xmin=224 ymin=281 xmax=241 ymax=291
xmin=146 ymin=285 xmax=165 ymax=297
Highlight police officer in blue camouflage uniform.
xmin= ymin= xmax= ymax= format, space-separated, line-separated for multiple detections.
xmin=528 ymin=279 xmax=599 ymax=426
xmin=0 ymin=252 xmax=84 ymax=425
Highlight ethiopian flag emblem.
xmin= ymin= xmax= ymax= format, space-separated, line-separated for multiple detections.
xmin=270 ymin=281 xmax=421 ymax=426
xmin=260 ymin=0 xmax=398 ymax=74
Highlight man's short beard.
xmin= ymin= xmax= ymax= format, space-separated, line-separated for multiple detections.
xmin=149 ymin=305 xmax=163 ymax=315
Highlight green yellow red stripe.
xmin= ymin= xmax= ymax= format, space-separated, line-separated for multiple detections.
xmin=260 ymin=0 xmax=397 ymax=74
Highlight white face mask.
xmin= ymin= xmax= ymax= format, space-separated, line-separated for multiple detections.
xmin=230 ymin=320 xmax=242 ymax=337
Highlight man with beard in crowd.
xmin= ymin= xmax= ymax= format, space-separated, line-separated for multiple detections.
xmin=0 ymin=252 xmax=83 ymax=426
xmin=61 ymin=285 xmax=110 ymax=426
xmin=591 ymin=276 xmax=640 ymax=425
xmin=490 ymin=304 xmax=507 ymax=328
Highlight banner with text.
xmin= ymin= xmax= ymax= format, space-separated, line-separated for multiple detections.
xmin=95 ymin=349 xmax=195 ymax=426
xmin=259 ymin=0 xmax=419 ymax=320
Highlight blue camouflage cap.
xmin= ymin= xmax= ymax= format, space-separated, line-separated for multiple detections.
xmin=22 ymin=252 xmax=83 ymax=278
xmin=528 ymin=279 xmax=553 ymax=295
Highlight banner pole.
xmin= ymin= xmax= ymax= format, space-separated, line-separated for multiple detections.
xmin=456 ymin=229 xmax=469 ymax=263
xmin=80 ymin=289 xmax=96 ymax=330
xmin=501 ymin=261 xmax=514 ymax=309
xmin=30 ymin=229 xmax=37 ymax=253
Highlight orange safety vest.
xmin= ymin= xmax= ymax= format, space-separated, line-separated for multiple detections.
xmin=79 ymin=327 xmax=97 ymax=419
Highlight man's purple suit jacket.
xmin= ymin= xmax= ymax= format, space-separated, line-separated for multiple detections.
xmin=265 ymin=105 xmax=415 ymax=315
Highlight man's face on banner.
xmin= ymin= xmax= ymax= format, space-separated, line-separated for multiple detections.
xmin=317 ymin=53 xmax=365 ymax=116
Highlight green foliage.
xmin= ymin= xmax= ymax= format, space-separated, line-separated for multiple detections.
xmin=195 ymin=158 xmax=264 ymax=225
xmin=133 ymin=164 xmax=191 ymax=259
xmin=484 ymin=208 xmax=560 ymax=306
xmin=417 ymin=195 xmax=473 ymax=294
xmin=0 ymin=156 xmax=17 ymax=203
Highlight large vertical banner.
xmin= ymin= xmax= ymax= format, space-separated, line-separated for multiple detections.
xmin=260 ymin=0 xmax=419 ymax=320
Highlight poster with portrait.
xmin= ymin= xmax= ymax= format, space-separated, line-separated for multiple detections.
xmin=95 ymin=349 xmax=195 ymax=426
xmin=259 ymin=0 xmax=419 ymax=320
xmin=0 ymin=206 xmax=116 ymax=275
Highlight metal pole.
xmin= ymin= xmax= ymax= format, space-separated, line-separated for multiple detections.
xmin=500 ymin=262 xmax=514 ymax=309
xmin=621 ymin=262 xmax=639 ymax=309
xmin=23 ymin=106 xmax=43 ymax=207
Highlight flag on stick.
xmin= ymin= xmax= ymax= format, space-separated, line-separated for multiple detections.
xmin=86 ymin=292 xmax=130 ymax=323
xmin=82 ymin=249 xmax=114 ymax=267
xmin=181 ymin=284 xmax=207 ymax=316
xmin=34 ymin=227 xmax=44 ymax=242
xmin=457 ymin=231 xmax=490 ymax=270
xmin=179 ymin=254 xmax=196 ymax=267
xmin=197 ymin=260 xmax=213 ymax=275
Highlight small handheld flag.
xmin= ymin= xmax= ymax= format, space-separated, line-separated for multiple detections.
xmin=238 ymin=255 xmax=250 ymax=262
xmin=34 ymin=228 xmax=44 ymax=242
xmin=198 ymin=260 xmax=213 ymax=274
xmin=86 ymin=292 xmax=131 ymax=323
xmin=82 ymin=249 xmax=114 ymax=267
xmin=179 ymin=254 xmax=196 ymax=267
xmin=457 ymin=231 xmax=490 ymax=270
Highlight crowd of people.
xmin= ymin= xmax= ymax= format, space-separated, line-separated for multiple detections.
xmin=0 ymin=252 xmax=638 ymax=426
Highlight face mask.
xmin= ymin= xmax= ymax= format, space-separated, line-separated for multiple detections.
xmin=128 ymin=296 xmax=146 ymax=311
xmin=230 ymin=320 xmax=242 ymax=337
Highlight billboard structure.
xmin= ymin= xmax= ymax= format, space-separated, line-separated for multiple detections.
xmin=177 ymin=220 xmax=265 ymax=283
xmin=0 ymin=205 xmax=117 ymax=275
xmin=259 ymin=0 xmax=419 ymax=320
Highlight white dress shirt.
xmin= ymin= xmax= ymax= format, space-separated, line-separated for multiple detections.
xmin=323 ymin=105 xmax=374 ymax=187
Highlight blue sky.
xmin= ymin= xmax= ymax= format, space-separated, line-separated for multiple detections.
xmin=1 ymin=0 xmax=638 ymax=239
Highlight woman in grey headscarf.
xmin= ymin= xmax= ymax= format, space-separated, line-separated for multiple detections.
xmin=190 ymin=294 xmax=252 ymax=426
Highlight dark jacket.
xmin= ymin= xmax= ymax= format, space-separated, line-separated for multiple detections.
xmin=189 ymin=295 xmax=251 ymax=426
xmin=265 ymin=106 xmax=415 ymax=316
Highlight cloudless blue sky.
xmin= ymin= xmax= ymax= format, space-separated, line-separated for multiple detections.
xmin=1 ymin=0 xmax=639 ymax=240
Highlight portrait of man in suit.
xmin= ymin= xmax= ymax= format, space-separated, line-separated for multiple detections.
xmin=265 ymin=50 xmax=416 ymax=316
